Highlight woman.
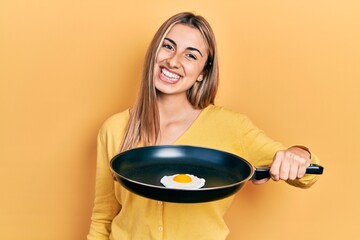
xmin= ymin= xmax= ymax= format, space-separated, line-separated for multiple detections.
xmin=87 ymin=12 xmax=320 ymax=240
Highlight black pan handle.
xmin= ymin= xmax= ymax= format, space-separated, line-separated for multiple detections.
xmin=251 ymin=164 xmax=324 ymax=180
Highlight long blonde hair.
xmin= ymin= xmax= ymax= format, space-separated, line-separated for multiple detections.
xmin=120 ymin=12 xmax=219 ymax=152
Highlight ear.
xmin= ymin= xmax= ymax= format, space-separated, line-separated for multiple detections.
xmin=196 ymin=74 xmax=204 ymax=82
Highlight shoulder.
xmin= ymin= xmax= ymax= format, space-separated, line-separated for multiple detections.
xmin=98 ymin=109 xmax=130 ymax=138
xmin=204 ymin=105 xmax=252 ymax=124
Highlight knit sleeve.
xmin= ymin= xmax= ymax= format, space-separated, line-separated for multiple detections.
xmin=239 ymin=115 xmax=320 ymax=189
xmin=239 ymin=115 xmax=284 ymax=166
xmin=87 ymin=125 xmax=122 ymax=240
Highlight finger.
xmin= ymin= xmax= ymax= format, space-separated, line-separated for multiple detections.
xmin=288 ymin=155 xmax=300 ymax=180
xmin=297 ymin=157 xmax=311 ymax=179
xmin=279 ymin=153 xmax=290 ymax=180
xmin=270 ymin=151 xmax=284 ymax=181
xmin=252 ymin=178 xmax=270 ymax=185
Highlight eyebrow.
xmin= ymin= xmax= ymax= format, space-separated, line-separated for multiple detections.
xmin=164 ymin=37 xmax=203 ymax=57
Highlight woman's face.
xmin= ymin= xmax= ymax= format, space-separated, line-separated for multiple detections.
xmin=154 ymin=24 xmax=209 ymax=97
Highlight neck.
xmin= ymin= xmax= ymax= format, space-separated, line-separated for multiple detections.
xmin=157 ymin=93 xmax=195 ymax=118
xmin=155 ymin=93 xmax=202 ymax=145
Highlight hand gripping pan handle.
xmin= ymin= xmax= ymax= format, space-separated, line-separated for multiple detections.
xmin=251 ymin=164 xmax=324 ymax=180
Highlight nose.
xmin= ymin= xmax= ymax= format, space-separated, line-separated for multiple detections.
xmin=167 ymin=53 xmax=181 ymax=68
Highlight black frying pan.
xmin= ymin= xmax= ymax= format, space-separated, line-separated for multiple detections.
xmin=110 ymin=145 xmax=323 ymax=203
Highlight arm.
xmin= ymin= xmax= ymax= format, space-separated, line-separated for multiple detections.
xmin=239 ymin=115 xmax=320 ymax=188
xmin=87 ymin=127 xmax=122 ymax=240
xmin=253 ymin=145 xmax=320 ymax=188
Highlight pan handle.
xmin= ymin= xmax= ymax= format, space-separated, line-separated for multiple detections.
xmin=251 ymin=164 xmax=324 ymax=180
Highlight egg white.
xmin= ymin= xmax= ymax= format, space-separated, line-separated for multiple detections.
xmin=160 ymin=174 xmax=205 ymax=189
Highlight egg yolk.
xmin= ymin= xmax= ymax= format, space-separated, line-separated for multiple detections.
xmin=173 ymin=174 xmax=192 ymax=183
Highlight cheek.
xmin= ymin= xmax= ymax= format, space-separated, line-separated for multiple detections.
xmin=190 ymin=58 xmax=207 ymax=73
xmin=156 ymin=49 xmax=168 ymax=63
xmin=186 ymin=63 xmax=205 ymax=77
xmin=154 ymin=53 xmax=165 ymax=74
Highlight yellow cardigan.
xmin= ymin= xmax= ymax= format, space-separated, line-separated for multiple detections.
xmin=87 ymin=105 xmax=319 ymax=240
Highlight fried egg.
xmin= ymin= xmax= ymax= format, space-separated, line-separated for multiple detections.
xmin=160 ymin=174 xmax=205 ymax=189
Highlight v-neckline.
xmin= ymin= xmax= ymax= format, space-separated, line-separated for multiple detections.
xmin=172 ymin=105 xmax=211 ymax=145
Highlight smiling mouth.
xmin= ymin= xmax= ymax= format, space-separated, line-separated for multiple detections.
xmin=160 ymin=68 xmax=181 ymax=82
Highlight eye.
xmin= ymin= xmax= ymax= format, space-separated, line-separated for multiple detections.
xmin=186 ymin=53 xmax=197 ymax=60
xmin=162 ymin=43 xmax=174 ymax=51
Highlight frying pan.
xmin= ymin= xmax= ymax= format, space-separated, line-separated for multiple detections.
xmin=110 ymin=145 xmax=323 ymax=203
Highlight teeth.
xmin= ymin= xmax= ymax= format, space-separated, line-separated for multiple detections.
xmin=162 ymin=68 xmax=180 ymax=80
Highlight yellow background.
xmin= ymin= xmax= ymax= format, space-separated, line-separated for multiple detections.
xmin=1 ymin=0 xmax=359 ymax=239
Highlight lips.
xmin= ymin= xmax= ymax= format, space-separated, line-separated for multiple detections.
xmin=160 ymin=68 xmax=181 ymax=83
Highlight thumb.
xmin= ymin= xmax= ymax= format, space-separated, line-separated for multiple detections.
xmin=252 ymin=178 xmax=270 ymax=185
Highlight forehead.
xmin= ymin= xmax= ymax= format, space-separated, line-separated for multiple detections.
xmin=164 ymin=24 xmax=208 ymax=52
